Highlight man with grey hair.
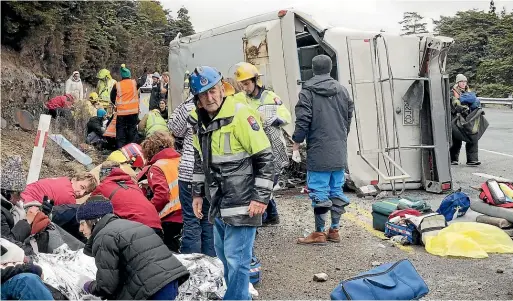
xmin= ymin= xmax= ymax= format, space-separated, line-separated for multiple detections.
xmin=292 ymin=54 xmax=354 ymax=245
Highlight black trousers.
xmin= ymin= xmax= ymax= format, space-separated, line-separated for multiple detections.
xmin=115 ymin=114 xmax=139 ymax=148
xmin=162 ymin=222 xmax=183 ymax=253
xmin=450 ymin=136 xmax=479 ymax=162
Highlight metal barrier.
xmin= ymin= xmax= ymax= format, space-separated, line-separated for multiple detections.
xmin=478 ymin=97 xmax=513 ymax=109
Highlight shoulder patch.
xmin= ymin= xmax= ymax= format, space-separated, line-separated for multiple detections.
xmin=247 ymin=116 xmax=260 ymax=131
xmin=274 ymin=97 xmax=282 ymax=105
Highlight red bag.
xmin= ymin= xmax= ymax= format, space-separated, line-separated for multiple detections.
xmin=479 ymin=181 xmax=513 ymax=208
xmin=388 ymin=209 xmax=422 ymax=220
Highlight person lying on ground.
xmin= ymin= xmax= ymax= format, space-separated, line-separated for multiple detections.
xmin=20 ymin=173 xmax=97 ymax=206
xmin=1 ymin=238 xmax=54 ymax=300
xmin=90 ymin=161 xmax=163 ymax=235
xmin=10 ymin=201 xmax=84 ymax=254
xmin=76 ymin=196 xmax=189 ymax=300
xmin=138 ymin=131 xmax=183 ymax=253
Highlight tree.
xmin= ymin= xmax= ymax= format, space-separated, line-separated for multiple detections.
xmin=434 ymin=10 xmax=513 ymax=97
xmin=399 ymin=12 xmax=428 ymax=36
xmin=489 ymin=0 xmax=496 ymax=14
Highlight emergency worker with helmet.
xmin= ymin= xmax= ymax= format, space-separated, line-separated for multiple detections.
xmin=187 ymin=66 xmax=274 ymax=300
xmin=235 ymin=62 xmax=291 ymax=226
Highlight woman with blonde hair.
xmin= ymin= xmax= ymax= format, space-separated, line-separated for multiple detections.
xmin=138 ymin=131 xmax=183 ymax=252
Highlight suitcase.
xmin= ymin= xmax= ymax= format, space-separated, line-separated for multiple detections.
xmin=372 ymin=199 xmax=401 ymax=232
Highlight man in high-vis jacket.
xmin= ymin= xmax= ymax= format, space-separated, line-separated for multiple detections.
xmin=110 ymin=64 xmax=140 ymax=148
xmin=188 ymin=66 xmax=274 ymax=300
xmin=235 ymin=62 xmax=291 ymax=226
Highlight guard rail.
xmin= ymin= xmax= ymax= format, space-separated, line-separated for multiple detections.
xmin=478 ymin=97 xmax=513 ymax=109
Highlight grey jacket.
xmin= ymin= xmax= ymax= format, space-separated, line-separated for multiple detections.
xmin=85 ymin=214 xmax=189 ymax=300
xmin=292 ymin=74 xmax=354 ymax=171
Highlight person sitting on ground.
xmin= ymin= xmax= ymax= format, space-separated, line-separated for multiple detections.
xmin=90 ymin=161 xmax=162 ymax=235
xmin=1 ymin=238 xmax=54 ymax=300
xmin=138 ymin=131 xmax=182 ymax=252
xmin=21 ymin=173 xmax=97 ymax=206
xmin=45 ymin=94 xmax=74 ymax=120
xmin=86 ymin=108 xmax=108 ymax=149
xmin=138 ymin=108 xmax=170 ymax=139
xmin=158 ymin=100 xmax=169 ymax=120
xmin=76 ymin=197 xmax=189 ymax=300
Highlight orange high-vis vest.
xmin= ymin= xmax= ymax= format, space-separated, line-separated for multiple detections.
xmin=103 ymin=113 xmax=117 ymax=138
xmin=115 ymin=79 xmax=139 ymax=116
xmin=152 ymin=158 xmax=181 ymax=219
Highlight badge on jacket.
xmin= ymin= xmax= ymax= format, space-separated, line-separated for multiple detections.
xmin=274 ymin=97 xmax=282 ymax=105
xmin=247 ymin=116 xmax=260 ymax=131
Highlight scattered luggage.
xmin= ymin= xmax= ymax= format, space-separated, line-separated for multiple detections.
xmin=436 ymin=189 xmax=471 ymax=222
xmin=479 ymin=180 xmax=513 ymax=208
xmin=452 ymin=107 xmax=488 ymax=144
xmin=415 ymin=213 xmax=448 ymax=245
xmin=372 ymin=199 xmax=401 ymax=232
xmin=385 ymin=221 xmax=420 ymax=245
xmin=330 ymin=259 xmax=429 ymax=300
xmin=470 ymin=199 xmax=513 ymax=223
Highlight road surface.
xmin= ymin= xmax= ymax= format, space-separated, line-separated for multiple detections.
xmin=254 ymin=108 xmax=513 ymax=300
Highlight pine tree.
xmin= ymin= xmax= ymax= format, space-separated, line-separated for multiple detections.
xmin=489 ymin=0 xmax=496 ymax=14
xmin=399 ymin=12 xmax=428 ymax=36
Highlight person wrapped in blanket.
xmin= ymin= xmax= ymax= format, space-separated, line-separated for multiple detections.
xmin=450 ymin=74 xmax=481 ymax=166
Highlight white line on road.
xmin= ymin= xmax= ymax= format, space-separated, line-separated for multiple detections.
xmin=479 ymin=148 xmax=513 ymax=158
xmin=473 ymin=172 xmax=512 ymax=182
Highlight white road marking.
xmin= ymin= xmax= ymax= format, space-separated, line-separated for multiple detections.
xmin=479 ymin=148 xmax=513 ymax=158
xmin=472 ymin=172 xmax=512 ymax=182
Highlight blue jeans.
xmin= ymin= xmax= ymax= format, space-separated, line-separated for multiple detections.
xmin=307 ymin=170 xmax=350 ymax=232
xmin=1 ymin=273 xmax=54 ymax=300
xmin=179 ymin=180 xmax=215 ymax=256
xmin=150 ymin=280 xmax=179 ymax=300
xmin=214 ymin=218 xmax=256 ymax=300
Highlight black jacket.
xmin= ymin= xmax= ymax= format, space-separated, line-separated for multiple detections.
xmin=149 ymin=84 xmax=161 ymax=111
xmin=292 ymin=74 xmax=354 ymax=171
xmin=1 ymin=262 xmax=42 ymax=283
xmin=87 ymin=117 xmax=104 ymax=137
xmin=1 ymin=199 xmax=34 ymax=255
xmin=85 ymin=214 xmax=189 ymax=300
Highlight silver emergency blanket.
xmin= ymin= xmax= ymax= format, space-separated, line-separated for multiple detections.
xmin=35 ymin=245 xmax=226 ymax=301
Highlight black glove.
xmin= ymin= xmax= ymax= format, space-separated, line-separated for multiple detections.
xmin=41 ymin=196 xmax=55 ymax=216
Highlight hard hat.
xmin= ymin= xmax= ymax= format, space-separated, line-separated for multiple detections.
xmin=223 ymin=81 xmax=236 ymax=96
xmin=89 ymin=92 xmax=99 ymax=101
xmin=106 ymin=150 xmax=127 ymax=163
xmin=234 ymin=62 xmax=263 ymax=87
xmin=120 ymin=143 xmax=146 ymax=168
xmin=189 ymin=66 xmax=222 ymax=96
xmin=97 ymin=69 xmax=111 ymax=79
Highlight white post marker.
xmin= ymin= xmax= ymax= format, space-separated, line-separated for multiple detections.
xmin=26 ymin=114 xmax=52 ymax=184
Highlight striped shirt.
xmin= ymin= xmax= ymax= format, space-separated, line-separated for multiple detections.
xmin=168 ymin=98 xmax=195 ymax=182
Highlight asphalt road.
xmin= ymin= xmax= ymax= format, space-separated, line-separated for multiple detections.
xmin=254 ymin=107 xmax=513 ymax=300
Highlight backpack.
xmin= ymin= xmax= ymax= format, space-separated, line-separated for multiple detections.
xmin=479 ymin=180 xmax=513 ymax=208
xmin=436 ymin=189 xmax=471 ymax=222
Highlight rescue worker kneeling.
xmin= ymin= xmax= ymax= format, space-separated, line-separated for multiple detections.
xmin=138 ymin=108 xmax=170 ymax=138
xmin=188 ymin=66 xmax=274 ymax=300
xmin=76 ymin=196 xmax=189 ymax=300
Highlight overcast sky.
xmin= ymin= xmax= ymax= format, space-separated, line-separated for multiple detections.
xmin=161 ymin=0 xmax=512 ymax=34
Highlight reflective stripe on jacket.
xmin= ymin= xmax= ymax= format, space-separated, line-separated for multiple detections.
xmin=116 ymin=79 xmax=139 ymax=116
xmin=103 ymin=114 xmax=117 ymax=138
xmin=146 ymin=110 xmax=169 ymax=137
xmin=189 ymin=96 xmax=274 ymax=227
xmin=152 ymin=158 xmax=181 ymax=219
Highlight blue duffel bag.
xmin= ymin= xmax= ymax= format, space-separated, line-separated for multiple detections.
xmin=330 ymin=259 xmax=429 ymax=300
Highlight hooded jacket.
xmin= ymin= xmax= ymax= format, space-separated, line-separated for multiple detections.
xmin=1 ymin=199 xmax=34 ymax=255
xmin=292 ymin=74 xmax=354 ymax=171
xmin=21 ymin=177 xmax=76 ymax=206
xmin=91 ymin=168 xmax=162 ymax=230
xmin=65 ymin=72 xmax=84 ymax=101
xmin=84 ymin=214 xmax=189 ymax=300
xmin=1 ymin=238 xmax=43 ymax=282
xmin=142 ymin=148 xmax=182 ymax=223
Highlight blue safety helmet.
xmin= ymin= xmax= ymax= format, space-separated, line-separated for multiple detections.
xmin=189 ymin=66 xmax=222 ymax=96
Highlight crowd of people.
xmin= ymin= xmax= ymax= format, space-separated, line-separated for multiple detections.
xmin=2 ymin=55 xmax=480 ymax=300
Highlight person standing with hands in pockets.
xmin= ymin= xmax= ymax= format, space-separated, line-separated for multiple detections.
xmin=187 ymin=66 xmax=274 ymax=300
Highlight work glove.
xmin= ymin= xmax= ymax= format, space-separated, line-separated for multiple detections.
xmin=77 ymin=275 xmax=93 ymax=293
xmin=41 ymin=197 xmax=54 ymax=217
xmin=11 ymin=201 xmax=26 ymax=224
xmin=292 ymin=150 xmax=301 ymax=163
